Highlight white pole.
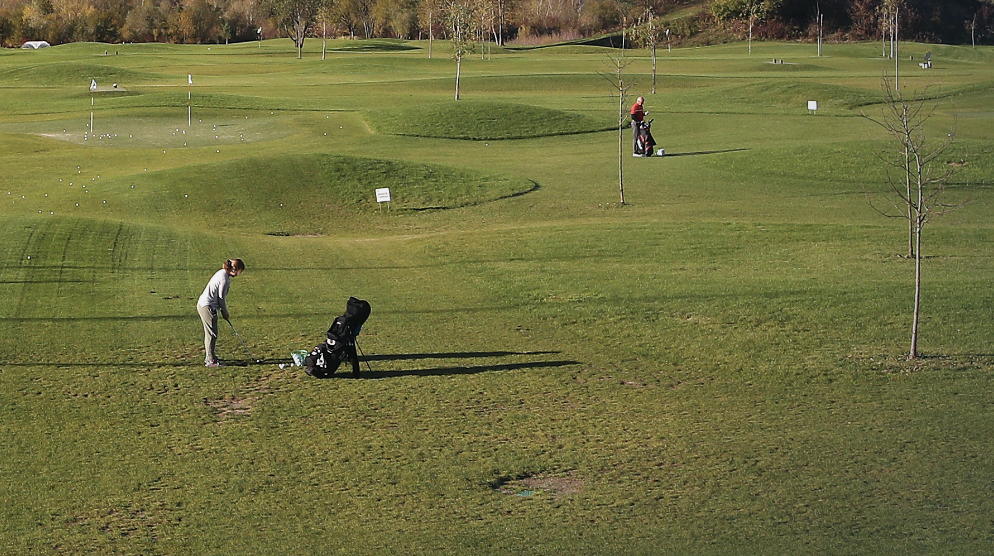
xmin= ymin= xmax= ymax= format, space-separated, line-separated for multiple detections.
xmin=894 ymin=6 xmax=899 ymax=91
xmin=90 ymin=95 xmax=93 ymax=136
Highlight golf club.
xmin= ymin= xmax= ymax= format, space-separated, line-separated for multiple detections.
xmin=227 ymin=319 xmax=261 ymax=363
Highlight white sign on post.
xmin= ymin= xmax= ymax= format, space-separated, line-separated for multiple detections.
xmin=375 ymin=188 xmax=391 ymax=203
xmin=807 ymin=100 xmax=818 ymax=113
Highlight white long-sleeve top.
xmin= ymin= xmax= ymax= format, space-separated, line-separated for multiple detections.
xmin=198 ymin=268 xmax=231 ymax=317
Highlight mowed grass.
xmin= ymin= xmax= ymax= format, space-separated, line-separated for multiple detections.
xmin=370 ymin=100 xmax=614 ymax=139
xmin=1 ymin=40 xmax=994 ymax=555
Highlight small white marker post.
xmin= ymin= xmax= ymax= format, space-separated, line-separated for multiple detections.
xmin=807 ymin=100 xmax=818 ymax=115
xmin=375 ymin=187 xmax=391 ymax=211
xmin=188 ymin=74 xmax=193 ymax=127
xmin=89 ymin=79 xmax=97 ymax=135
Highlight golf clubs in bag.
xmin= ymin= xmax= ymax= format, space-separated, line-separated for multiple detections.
xmin=305 ymin=296 xmax=371 ymax=378
xmin=634 ymin=118 xmax=656 ymax=157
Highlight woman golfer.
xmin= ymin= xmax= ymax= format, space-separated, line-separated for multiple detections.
xmin=197 ymin=258 xmax=244 ymax=367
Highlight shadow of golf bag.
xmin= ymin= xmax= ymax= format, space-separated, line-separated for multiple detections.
xmin=634 ymin=119 xmax=656 ymax=157
xmin=305 ymin=296 xmax=371 ymax=378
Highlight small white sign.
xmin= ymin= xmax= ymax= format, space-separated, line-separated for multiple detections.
xmin=807 ymin=100 xmax=818 ymax=111
xmin=90 ymin=79 xmax=97 ymax=92
xmin=375 ymin=188 xmax=391 ymax=203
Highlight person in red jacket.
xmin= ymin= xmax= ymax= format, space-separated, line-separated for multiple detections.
xmin=630 ymin=96 xmax=646 ymax=124
xmin=630 ymin=96 xmax=652 ymax=156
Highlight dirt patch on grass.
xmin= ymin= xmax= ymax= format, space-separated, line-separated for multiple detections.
xmin=495 ymin=472 xmax=585 ymax=499
xmin=65 ymin=500 xmax=179 ymax=553
xmin=204 ymin=395 xmax=258 ymax=421
xmin=203 ymin=372 xmax=282 ymax=422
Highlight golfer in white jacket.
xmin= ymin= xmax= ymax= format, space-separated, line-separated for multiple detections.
xmin=197 ymin=258 xmax=244 ymax=367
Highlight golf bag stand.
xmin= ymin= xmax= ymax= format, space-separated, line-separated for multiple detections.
xmin=305 ymin=296 xmax=371 ymax=378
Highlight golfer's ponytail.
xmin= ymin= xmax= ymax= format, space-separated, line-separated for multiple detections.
xmin=224 ymin=258 xmax=245 ymax=273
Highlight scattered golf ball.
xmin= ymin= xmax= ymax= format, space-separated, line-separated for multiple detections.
xmin=279 ymin=363 xmax=286 ymax=369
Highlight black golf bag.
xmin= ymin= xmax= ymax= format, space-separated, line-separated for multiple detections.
xmin=305 ymin=297 xmax=371 ymax=378
xmin=633 ymin=119 xmax=656 ymax=157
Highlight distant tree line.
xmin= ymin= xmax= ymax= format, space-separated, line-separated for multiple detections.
xmin=1 ymin=0 xmax=992 ymax=48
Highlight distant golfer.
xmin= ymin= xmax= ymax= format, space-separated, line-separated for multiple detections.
xmin=197 ymin=258 xmax=245 ymax=367
xmin=630 ymin=96 xmax=647 ymax=154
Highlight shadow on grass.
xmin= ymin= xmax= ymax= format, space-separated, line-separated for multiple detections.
xmin=404 ymin=180 xmax=540 ymax=212
xmin=0 ymin=352 xmax=580 ymax=376
xmin=363 ymin=350 xmax=560 ymax=361
xmin=662 ymin=148 xmax=749 ymax=157
xmin=297 ymin=350 xmax=579 ymax=379
xmin=358 ymin=359 xmax=580 ymax=379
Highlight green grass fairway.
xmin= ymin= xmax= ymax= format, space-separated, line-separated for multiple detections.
xmin=1 ymin=39 xmax=993 ymax=555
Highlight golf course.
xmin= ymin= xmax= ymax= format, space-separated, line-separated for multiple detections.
xmin=1 ymin=37 xmax=992 ymax=554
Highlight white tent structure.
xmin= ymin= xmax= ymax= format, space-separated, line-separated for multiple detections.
xmin=21 ymin=41 xmax=51 ymax=49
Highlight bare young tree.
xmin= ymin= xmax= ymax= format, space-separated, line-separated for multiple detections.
xmin=600 ymin=53 xmax=637 ymax=206
xmin=863 ymin=80 xmax=965 ymax=360
xmin=447 ymin=0 xmax=475 ymax=100
xmin=632 ymin=9 xmax=663 ymax=94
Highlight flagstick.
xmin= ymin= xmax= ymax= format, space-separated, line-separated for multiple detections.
xmin=188 ymin=86 xmax=192 ymax=127
xmin=88 ymin=79 xmax=99 ymax=137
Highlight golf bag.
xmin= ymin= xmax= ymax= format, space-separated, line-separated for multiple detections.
xmin=633 ymin=119 xmax=656 ymax=157
xmin=305 ymin=297 xmax=371 ymax=378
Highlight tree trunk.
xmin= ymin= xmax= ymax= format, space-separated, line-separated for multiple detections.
xmin=618 ymin=87 xmax=625 ymax=205
xmin=651 ymin=44 xmax=657 ymax=94
xmin=910 ymin=217 xmax=922 ymax=359
xmin=894 ymin=7 xmax=899 ymax=90
xmin=748 ymin=19 xmax=752 ymax=54
xmin=455 ymin=53 xmax=461 ymax=100
xmin=905 ymin=140 xmax=914 ymax=258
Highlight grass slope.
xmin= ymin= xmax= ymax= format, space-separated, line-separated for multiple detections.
xmin=370 ymin=100 xmax=614 ymax=140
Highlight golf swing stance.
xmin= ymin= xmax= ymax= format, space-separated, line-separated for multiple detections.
xmin=196 ymin=258 xmax=244 ymax=367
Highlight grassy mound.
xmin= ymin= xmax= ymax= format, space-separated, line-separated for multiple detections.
xmin=0 ymin=62 xmax=164 ymax=86
xmin=369 ymin=100 xmax=613 ymax=140
xmin=93 ymin=92 xmax=323 ymax=111
xmin=94 ymin=154 xmax=534 ymax=234
xmin=707 ymin=80 xmax=880 ymax=113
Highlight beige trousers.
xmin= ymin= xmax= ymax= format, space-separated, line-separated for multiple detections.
xmin=197 ymin=304 xmax=219 ymax=363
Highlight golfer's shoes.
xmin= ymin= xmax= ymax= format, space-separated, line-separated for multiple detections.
xmin=205 ymin=359 xmax=222 ymax=368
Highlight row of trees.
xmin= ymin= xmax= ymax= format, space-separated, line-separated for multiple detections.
xmin=709 ymin=0 xmax=994 ymax=44
xmin=0 ymin=0 xmax=678 ymax=47
xmin=3 ymin=0 xmax=994 ymax=48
